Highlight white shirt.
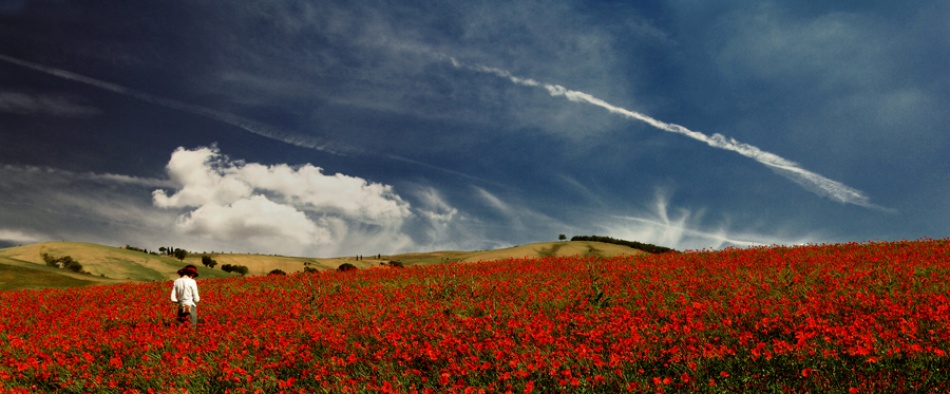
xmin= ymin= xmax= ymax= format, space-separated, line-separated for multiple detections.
xmin=170 ymin=277 xmax=200 ymax=307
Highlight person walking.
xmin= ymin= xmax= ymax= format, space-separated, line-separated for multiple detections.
xmin=171 ymin=265 xmax=200 ymax=327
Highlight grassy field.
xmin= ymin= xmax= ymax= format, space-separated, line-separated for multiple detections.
xmin=0 ymin=240 xmax=649 ymax=290
xmin=370 ymin=241 xmax=646 ymax=265
xmin=0 ymin=256 xmax=104 ymax=290
xmin=457 ymin=240 xmax=646 ymax=262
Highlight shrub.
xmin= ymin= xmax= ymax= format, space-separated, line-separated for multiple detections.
xmin=338 ymin=263 xmax=357 ymax=272
xmin=268 ymin=269 xmax=286 ymax=276
xmin=221 ymin=264 xmax=249 ymax=275
xmin=388 ymin=261 xmax=404 ymax=268
xmin=41 ymin=253 xmax=86 ymax=273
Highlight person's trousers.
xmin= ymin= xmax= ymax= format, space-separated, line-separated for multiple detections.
xmin=177 ymin=304 xmax=198 ymax=327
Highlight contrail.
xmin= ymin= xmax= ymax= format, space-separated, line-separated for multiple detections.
xmin=449 ymin=57 xmax=880 ymax=209
xmin=0 ymin=53 xmax=344 ymax=155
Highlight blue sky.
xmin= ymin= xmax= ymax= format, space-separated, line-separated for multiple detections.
xmin=1 ymin=1 xmax=948 ymax=256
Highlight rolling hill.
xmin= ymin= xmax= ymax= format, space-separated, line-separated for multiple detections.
xmin=0 ymin=240 xmax=651 ymax=290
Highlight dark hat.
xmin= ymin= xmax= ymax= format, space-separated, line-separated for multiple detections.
xmin=178 ymin=265 xmax=199 ymax=278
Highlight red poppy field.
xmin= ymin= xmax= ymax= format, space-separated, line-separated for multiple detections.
xmin=2 ymin=239 xmax=950 ymax=393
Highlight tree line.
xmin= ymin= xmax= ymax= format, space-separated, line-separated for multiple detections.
xmin=569 ymin=235 xmax=676 ymax=254
xmin=126 ymin=244 xmax=251 ymax=276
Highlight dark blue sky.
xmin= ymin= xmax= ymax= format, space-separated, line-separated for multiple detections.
xmin=1 ymin=1 xmax=948 ymax=256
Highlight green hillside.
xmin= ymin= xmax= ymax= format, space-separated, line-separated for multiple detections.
xmin=0 ymin=242 xmax=232 ymax=283
xmin=0 ymin=256 xmax=102 ymax=291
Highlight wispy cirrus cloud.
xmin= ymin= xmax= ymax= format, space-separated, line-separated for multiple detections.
xmin=0 ymin=163 xmax=178 ymax=247
xmin=601 ymin=189 xmax=819 ymax=250
xmin=0 ymin=53 xmax=344 ymax=155
xmin=0 ymin=164 xmax=174 ymax=188
xmin=0 ymin=91 xmax=99 ymax=116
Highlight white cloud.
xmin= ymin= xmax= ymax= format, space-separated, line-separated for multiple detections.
xmin=474 ymin=186 xmax=512 ymax=215
xmin=153 ymin=147 xmax=252 ymax=208
xmin=235 ymin=162 xmax=410 ymax=225
xmin=176 ymin=196 xmax=332 ymax=252
xmin=152 ymin=146 xmax=416 ymax=255
xmin=0 ymin=228 xmax=44 ymax=244
xmin=412 ymin=186 xmax=458 ymax=224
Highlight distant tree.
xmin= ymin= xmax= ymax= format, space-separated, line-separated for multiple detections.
xmin=42 ymin=252 xmax=57 ymax=267
xmin=559 ymin=234 xmax=567 ymax=241
xmin=338 ymin=263 xmax=357 ymax=272
xmin=268 ymin=269 xmax=286 ymax=276
xmin=173 ymin=248 xmax=188 ymax=261
xmin=158 ymin=246 xmax=167 ymax=254
xmin=233 ymin=265 xmax=249 ymax=276
xmin=201 ymin=255 xmax=218 ymax=269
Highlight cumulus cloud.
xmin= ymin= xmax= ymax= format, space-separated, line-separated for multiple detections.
xmin=152 ymin=147 xmax=253 ymax=208
xmin=176 ymin=196 xmax=331 ymax=249
xmin=152 ymin=146 xmax=415 ymax=255
xmin=234 ymin=162 xmax=410 ymax=224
